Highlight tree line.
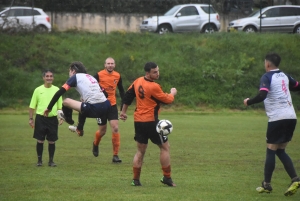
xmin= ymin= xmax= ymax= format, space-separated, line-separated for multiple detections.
xmin=1 ymin=0 xmax=223 ymax=14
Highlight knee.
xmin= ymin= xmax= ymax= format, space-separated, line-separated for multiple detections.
xmin=99 ymin=128 xmax=107 ymax=136
xmin=48 ymin=141 xmax=55 ymax=144
xmin=63 ymin=98 xmax=71 ymax=106
xmin=111 ymin=125 xmax=119 ymax=133
xmin=37 ymin=140 xmax=44 ymax=143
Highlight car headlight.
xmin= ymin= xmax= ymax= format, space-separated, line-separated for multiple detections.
xmin=229 ymin=20 xmax=241 ymax=26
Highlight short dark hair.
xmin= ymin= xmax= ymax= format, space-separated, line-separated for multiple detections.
xmin=70 ymin=61 xmax=87 ymax=73
xmin=265 ymin=53 xmax=281 ymax=67
xmin=144 ymin=62 xmax=157 ymax=72
xmin=42 ymin=69 xmax=53 ymax=77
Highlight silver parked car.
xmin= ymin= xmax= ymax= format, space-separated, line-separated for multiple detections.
xmin=227 ymin=5 xmax=300 ymax=33
xmin=0 ymin=6 xmax=51 ymax=32
xmin=140 ymin=4 xmax=221 ymax=34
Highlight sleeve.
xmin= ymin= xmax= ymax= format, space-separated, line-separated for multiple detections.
xmin=122 ymin=84 xmax=136 ymax=106
xmin=287 ymin=75 xmax=300 ymax=91
xmin=93 ymin=73 xmax=99 ymax=82
xmin=259 ymin=74 xmax=270 ymax=92
xmin=247 ymin=90 xmax=268 ymax=105
xmin=152 ymin=84 xmax=174 ymax=104
xmin=56 ymin=95 xmax=63 ymax=110
xmin=29 ymin=89 xmax=38 ymax=109
xmin=47 ymin=87 xmax=66 ymax=110
xmin=117 ymin=76 xmax=125 ymax=100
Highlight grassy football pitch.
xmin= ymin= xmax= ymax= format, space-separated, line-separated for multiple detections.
xmin=1 ymin=111 xmax=300 ymax=201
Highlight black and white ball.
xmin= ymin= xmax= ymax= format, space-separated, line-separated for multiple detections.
xmin=156 ymin=119 xmax=173 ymax=136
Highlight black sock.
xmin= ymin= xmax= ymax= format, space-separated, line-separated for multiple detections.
xmin=264 ymin=148 xmax=276 ymax=183
xmin=276 ymin=148 xmax=297 ymax=179
xmin=62 ymin=105 xmax=73 ymax=120
xmin=48 ymin=143 xmax=55 ymax=162
xmin=36 ymin=142 xmax=44 ymax=162
xmin=77 ymin=113 xmax=86 ymax=130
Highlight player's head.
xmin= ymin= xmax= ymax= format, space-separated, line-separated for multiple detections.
xmin=69 ymin=61 xmax=87 ymax=74
xmin=144 ymin=62 xmax=159 ymax=81
xmin=104 ymin=57 xmax=115 ymax=73
xmin=42 ymin=69 xmax=54 ymax=86
xmin=144 ymin=62 xmax=157 ymax=72
xmin=265 ymin=53 xmax=281 ymax=68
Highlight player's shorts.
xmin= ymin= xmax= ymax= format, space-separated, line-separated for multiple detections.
xmin=266 ymin=119 xmax=297 ymax=144
xmin=97 ymin=105 xmax=118 ymax=126
xmin=80 ymin=100 xmax=111 ymax=125
xmin=33 ymin=114 xmax=58 ymax=141
xmin=134 ymin=121 xmax=168 ymax=145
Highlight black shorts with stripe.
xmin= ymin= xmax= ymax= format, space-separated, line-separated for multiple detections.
xmin=266 ymin=119 xmax=297 ymax=144
xmin=134 ymin=121 xmax=168 ymax=145
xmin=33 ymin=114 xmax=58 ymax=141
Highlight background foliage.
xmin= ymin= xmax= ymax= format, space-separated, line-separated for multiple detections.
xmin=0 ymin=0 xmax=254 ymax=14
xmin=1 ymin=31 xmax=300 ymax=110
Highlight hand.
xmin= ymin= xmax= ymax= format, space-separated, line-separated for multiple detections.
xmin=29 ymin=119 xmax=34 ymax=128
xmin=44 ymin=109 xmax=51 ymax=117
xmin=58 ymin=119 xmax=64 ymax=125
xmin=243 ymin=98 xmax=249 ymax=106
xmin=119 ymin=113 xmax=127 ymax=121
xmin=170 ymin=88 xmax=177 ymax=96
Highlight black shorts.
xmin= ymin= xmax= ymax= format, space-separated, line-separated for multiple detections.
xmin=134 ymin=121 xmax=168 ymax=145
xmin=266 ymin=119 xmax=297 ymax=144
xmin=81 ymin=100 xmax=111 ymax=126
xmin=97 ymin=105 xmax=118 ymax=126
xmin=33 ymin=114 xmax=58 ymax=141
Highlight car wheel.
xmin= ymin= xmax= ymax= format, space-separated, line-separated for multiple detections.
xmin=243 ymin=26 xmax=257 ymax=33
xmin=157 ymin=24 xmax=172 ymax=34
xmin=293 ymin=25 xmax=300 ymax=34
xmin=34 ymin=25 xmax=48 ymax=33
xmin=202 ymin=24 xmax=217 ymax=33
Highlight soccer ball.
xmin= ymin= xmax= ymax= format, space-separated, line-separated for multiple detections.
xmin=156 ymin=119 xmax=173 ymax=136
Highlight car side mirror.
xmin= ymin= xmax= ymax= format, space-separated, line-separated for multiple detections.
xmin=0 ymin=13 xmax=6 ymax=17
xmin=176 ymin=13 xmax=181 ymax=17
xmin=260 ymin=14 xmax=266 ymax=18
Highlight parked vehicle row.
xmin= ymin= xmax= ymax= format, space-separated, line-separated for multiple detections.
xmin=1 ymin=5 xmax=300 ymax=34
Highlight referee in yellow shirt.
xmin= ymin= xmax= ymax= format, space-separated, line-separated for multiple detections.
xmin=29 ymin=70 xmax=62 ymax=167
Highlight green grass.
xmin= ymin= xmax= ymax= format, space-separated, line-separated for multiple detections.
xmin=1 ymin=111 xmax=300 ymax=200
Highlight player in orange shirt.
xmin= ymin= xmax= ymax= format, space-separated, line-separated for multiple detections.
xmin=120 ymin=62 xmax=177 ymax=187
xmin=92 ymin=57 xmax=125 ymax=163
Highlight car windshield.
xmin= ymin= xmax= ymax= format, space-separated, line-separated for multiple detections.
xmin=164 ymin=5 xmax=181 ymax=16
xmin=200 ymin=6 xmax=216 ymax=14
xmin=248 ymin=8 xmax=267 ymax=17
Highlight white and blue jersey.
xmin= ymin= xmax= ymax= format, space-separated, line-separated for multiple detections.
xmin=259 ymin=69 xmax=298 ymax=122
xmin=63 ymin=73 xmax=107 ymax=104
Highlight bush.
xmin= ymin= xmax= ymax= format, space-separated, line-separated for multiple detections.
xmin=1 ymin=31 xmax=300 ymax=110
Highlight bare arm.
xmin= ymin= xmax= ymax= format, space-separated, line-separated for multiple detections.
xmin=29 ymin=108 xmax=35 ymax=128
xmin=119 ymin=104 xmax=129 ymax=121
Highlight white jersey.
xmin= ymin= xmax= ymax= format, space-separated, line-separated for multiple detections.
xmin=63 ymin=73 xmax=107 ymax=104
xmin=259 ymin=70 xmax=297 ymax=122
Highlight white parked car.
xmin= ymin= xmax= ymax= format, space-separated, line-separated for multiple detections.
xmin=0 ymin=6 xmax=51 ymax=32
xmin=227 ymin=5 xmax=300 ymax=33
xmin=140 ymin=4 xmax=221 ymax=34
